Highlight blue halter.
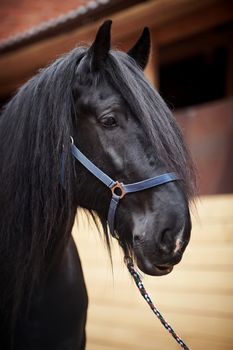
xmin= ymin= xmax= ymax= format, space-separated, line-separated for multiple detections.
xmin=70 ymin=137 xmax=180 ymax=235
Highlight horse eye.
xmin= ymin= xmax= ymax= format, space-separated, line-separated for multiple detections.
xmin=100 ymin=115 xmax=117 ymax=127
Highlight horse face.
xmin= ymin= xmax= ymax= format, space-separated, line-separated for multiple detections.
xmin=72 ymin=21 xmax=192 ymax=276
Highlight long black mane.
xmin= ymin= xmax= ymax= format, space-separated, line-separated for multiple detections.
xmin=0 ymin=46 xmax=196 ymax=329
xmin=0 ymin=48 xmax=86 ymax=329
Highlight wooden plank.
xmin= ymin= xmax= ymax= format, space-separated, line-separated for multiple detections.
xmin=191 ymin=195 xmax=233 ymax=220
xmin=89 ymin=288 xmax=233 ymax=318
xmin=75 ymin=246 xmax=233 ymax=270
xmin=191 ymin=224 xmax=233 ymax=243
xmin=75 ymin=231 xmax=233 ymax=269
xmin=87 ymin=338 xmax=233 ymax=350
xmin=160 ymin=26 xmax=233 ymax=65
xmin=183 ymin=244 xmax=233 ymax=268
xmin=87 ymin=322 xmax=233 ymax=350
xmin=87 ymin=304 xmax=233 ymax=340
xmin=79 ymin=265 xmax=233 ymax=292
xmin=87 ymin=324 xmax=178 ymax=350
xmin=155 ymin=0 xmax=233 ymax=46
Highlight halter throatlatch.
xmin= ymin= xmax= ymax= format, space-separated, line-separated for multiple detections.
xmin=70 ymin=138 xmax=179 ymax=235
xmin=70 ymin=137 xmax=190 ymax=350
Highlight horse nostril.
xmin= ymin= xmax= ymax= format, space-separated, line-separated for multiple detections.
xmin=160 ymin=228 xmax=170 ymax=244
xmin=133 ymin=232 xmax=145 ymax=244
xmin=159 ymin=228 xmax=173 ymax=254
xmin=159 ymin=228 xmax=187 ymax=258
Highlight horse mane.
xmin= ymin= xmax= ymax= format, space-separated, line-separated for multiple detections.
xmin=0 ymin=47 xmax=87 ymax=329
xmin=0 ymin=45 xmax=196 ymax=330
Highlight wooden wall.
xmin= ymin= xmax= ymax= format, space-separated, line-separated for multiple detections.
xmin=73 ymin=195 xmax=233 ymax=350
xmin=175 ymin=98 xmax=233 ymax=195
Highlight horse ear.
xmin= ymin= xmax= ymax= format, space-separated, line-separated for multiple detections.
xmin=127 ymin=27 xmax=151 ymax=70
xmin=89 ymin=20 xmax=112 ymax=70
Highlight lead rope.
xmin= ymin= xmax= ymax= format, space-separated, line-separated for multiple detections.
xmin=124 ymin=256 xmax=190 ymax=350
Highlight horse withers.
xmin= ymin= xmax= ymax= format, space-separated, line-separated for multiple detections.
xmin=0 ymin=21 xmax=195 ymax=349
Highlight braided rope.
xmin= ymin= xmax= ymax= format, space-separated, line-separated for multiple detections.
xmin=124 ymin=256 xmax=190 ymax=350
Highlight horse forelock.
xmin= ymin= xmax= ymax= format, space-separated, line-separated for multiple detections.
xmin=103 ymin=51 xmax=196 ymax=200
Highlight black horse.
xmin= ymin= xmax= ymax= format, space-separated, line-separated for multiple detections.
xmin=0 ymin=21 xmax=195 ymax=349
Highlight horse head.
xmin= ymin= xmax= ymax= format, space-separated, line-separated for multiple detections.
xmin=71 ymin=21 xmax=195 ymax=276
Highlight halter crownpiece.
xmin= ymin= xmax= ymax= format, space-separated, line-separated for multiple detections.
xmin=70 ymin=136 xmax=180 ymax=235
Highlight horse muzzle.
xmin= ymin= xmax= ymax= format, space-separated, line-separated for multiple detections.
xmin=132 ymin=231 xmax=188 ymax=276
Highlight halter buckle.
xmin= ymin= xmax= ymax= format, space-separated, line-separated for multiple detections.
xmin=111 ymin=181 xmax=126 ymax=199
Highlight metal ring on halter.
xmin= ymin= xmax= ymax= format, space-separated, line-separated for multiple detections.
xmin=70 ymin=136 xmax=74 ymax=144
xmin=111 ymin=181 xmax=126 ymax=199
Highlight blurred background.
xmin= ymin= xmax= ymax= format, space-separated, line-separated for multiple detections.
xmin=0 ymin=0 xmax=232 ymax=349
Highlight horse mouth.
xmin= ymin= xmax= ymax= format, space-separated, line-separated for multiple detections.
xmin=136 ymin=257 xmax=174 ymax=276
xmin=154 ymin=264 xmax=173 ymax=275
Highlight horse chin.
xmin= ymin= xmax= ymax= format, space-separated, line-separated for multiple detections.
xmin=135 ymin=255 xmax=174 ymax=276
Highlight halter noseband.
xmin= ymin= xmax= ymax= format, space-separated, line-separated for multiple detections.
xmin=70 ymin=137 xmax=180 ymax=235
